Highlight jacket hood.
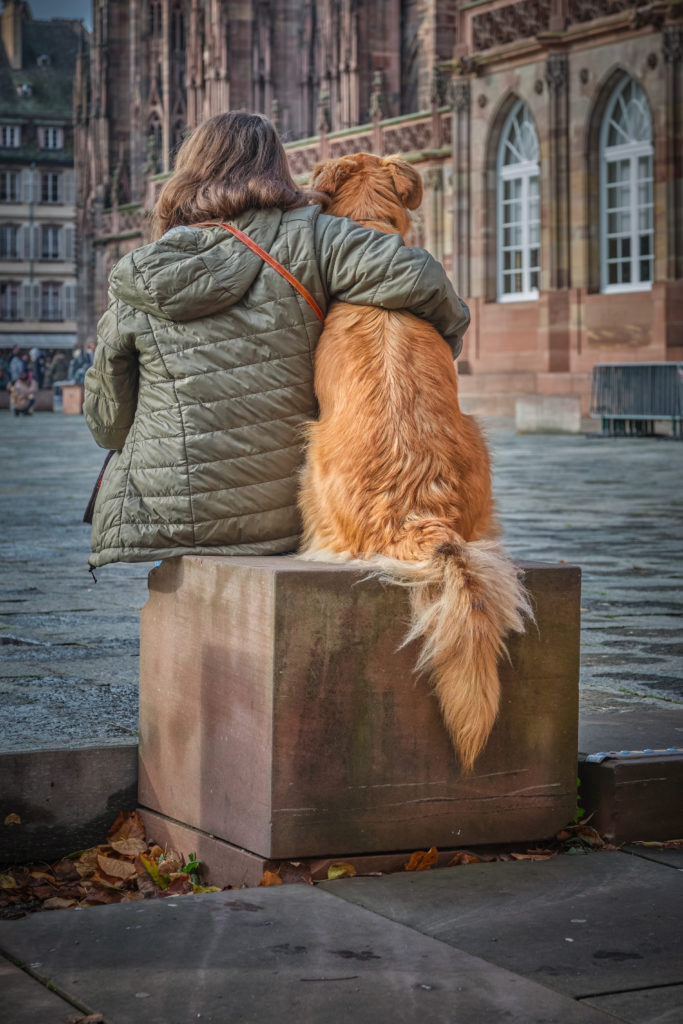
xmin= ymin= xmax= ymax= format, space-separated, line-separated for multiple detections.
xmin=107 ymin=208 xmax=285 ymax=322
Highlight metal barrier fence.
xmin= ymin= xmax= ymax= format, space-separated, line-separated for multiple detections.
xmin=590 ymin=363 xmax=683 ymax=437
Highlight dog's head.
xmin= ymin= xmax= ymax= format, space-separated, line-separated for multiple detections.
xmin=312 ymin=153 xmax=422 ymax=237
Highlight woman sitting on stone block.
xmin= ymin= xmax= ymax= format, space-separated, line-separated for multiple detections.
xmin=83 ymin=111 xmax=469 ymax=569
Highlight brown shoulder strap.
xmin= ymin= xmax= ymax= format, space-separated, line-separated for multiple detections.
xmin=191 ymin=220 xmax=324 ymax=323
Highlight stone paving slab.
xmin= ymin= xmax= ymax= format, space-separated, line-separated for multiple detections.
xmin=0 ymin=886 xmax=624 ymax=1024
xmin=579 ymin=704 xmax=683 ymax=755
xmin=622 ymin=846 xmax=683 ymax=870
xmin=583 ymin=984 xmax=683 ymax=1024
xmin=0 ymin=957 xmax=80 ymax=1024
xmin=320 ymin=851 xmax=683 ymax=999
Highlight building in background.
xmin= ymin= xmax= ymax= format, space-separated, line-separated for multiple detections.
xmin=76 ymin=0 xmax=683 ymax=411
xmin=0 ymin=0 xmax=84 ymax=357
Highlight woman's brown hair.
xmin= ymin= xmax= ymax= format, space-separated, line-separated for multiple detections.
xmin=153 ymin=112 xmax=325 ymax=237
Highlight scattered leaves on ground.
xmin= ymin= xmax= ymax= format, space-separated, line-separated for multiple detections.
xmin=327 ymin=862 xmax=357 ymax=880
xmin=631 ymin=838 xmax=683 ymax=849
xmin=0 ymin=811 xmax=220 ymax=919
xmin=405 ymin=846 xmax=438 ymax=871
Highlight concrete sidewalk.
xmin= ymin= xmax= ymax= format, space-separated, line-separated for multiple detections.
xmin=1 ymin=843 xmax=682 ymax=1023
xmin=1 ymin=412 xmax=682 ymax=1022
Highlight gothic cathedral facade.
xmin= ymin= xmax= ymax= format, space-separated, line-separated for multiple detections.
xmin=76 ymin=1 xmax=683 ymax=409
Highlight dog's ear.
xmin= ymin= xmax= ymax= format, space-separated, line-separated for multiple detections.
xmin=382 ymin=155 xmax=423 ymax=211
xmin=312 ymin=155 xmax=365 ymax=197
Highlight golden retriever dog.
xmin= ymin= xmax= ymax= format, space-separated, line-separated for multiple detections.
xmin=298 ymin=153 xmax=532 ymax=772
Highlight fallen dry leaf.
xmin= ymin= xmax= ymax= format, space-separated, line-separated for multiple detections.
xmin=3 ymin=813 xmax=21 ymax=825
xmin=108 ymin=810 xmax=145 ymax=844
xmin=632 ymin=839 xmax=683 ymax=849
xmin=405 ymin=847 xmax=438 ymax=872
xmin=448 ymin=851 xmax=481 ymax=866
xmin=110 ymin=835 xmax=147 ymax=857
xmin=108 ymin=810 xmax=147 ymax=855
xmin=43 ymin=896 xmax=78 ymax=910
xmin=74 ymin=848 xmax=100 ymax=879
xmin=258 ymin=870 xmax=283 ymax=887
xmin=327 ymin=862 xmax=357 ymax=880
xmin=510 ymin=851 xmax=557 ymax=861
xmin=157 ymin=852 xmax=183 ymax=874
xmin=53 ymin=859 xmax=81 ymax=882
xmin=96 ymin=855 xmax=137 ymax=881
xmin=0 ymin=874 xmax=18 ymax=889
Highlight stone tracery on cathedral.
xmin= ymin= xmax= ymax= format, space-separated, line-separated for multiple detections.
xmin=76 ymin=0 xmax=683 ymax=410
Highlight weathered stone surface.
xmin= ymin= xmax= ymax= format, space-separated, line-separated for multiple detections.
xmin=322 ymin=851 xmax=683 ymax=998
xmin=139 ymin=556 xmax=580 ymax=860
xmin=579 ymin=754 xmax=683 ymax=843
xmin=0 ymin=745 xmax=138 ymax=865
xmin=583 ymin=984 xmax=683 ymax=1024
xmin=0 ymin=959 xmax=82 ymax=1024
xmin=515 ymin=395 xmax=582 ymax=434
xmin=0 ymin=886 xmax=625 ymax=1024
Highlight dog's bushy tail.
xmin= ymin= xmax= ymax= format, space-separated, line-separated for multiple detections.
xmin=366 ymin=535 xmax=532 ymax=772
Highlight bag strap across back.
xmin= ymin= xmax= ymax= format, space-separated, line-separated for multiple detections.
xmin=193 ymin=220 xmax=324 ymax=323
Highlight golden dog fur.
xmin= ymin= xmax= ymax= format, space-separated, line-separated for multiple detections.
xmin=298 ymin=153 xmax=531 ymax=772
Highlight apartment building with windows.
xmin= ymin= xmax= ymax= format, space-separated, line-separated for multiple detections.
xmin=0 ymin=0 xmax=84 ymax=355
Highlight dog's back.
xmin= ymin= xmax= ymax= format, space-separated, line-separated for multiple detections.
xmin=300 ymin=300 xmax=495 ymax=558
xmin=299 ymin=153 xmax=531 ymax=772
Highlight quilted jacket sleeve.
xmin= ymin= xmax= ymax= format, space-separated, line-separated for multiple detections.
xmin=83 ymin=298 xmax=139 ymax=450
xmin=315 ymin=214 xmax=470 ymax=356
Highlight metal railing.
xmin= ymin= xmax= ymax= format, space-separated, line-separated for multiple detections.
xmin=590 ymin=363 xmax=683 ymax=437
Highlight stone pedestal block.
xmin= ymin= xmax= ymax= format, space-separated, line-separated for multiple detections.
xmin=61 ymin=383 xmax=83 ymax=415
xmin=515 ymin=395 xmax=582 ymax=434
xmin=139 ymin=557 xmax=580 ymax=867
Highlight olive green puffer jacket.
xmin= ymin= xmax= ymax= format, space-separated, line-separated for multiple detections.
xmin=84 ymin=204 xmax=469 ymax=567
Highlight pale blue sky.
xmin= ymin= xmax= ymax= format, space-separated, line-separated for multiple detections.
xmin=2 ymin=1 xmax=92 ymax=30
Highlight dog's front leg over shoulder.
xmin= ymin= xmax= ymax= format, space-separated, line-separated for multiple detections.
xmin=315 ymin=215 xmax=469 ymax=357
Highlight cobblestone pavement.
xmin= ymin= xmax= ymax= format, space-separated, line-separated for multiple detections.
xmin=0 ymin=412 xmax=681 ymax=752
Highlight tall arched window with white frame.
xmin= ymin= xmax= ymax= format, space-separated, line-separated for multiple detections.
xmin=600 ymin=76 xmax=653 ymax=292
xmin=497 ymin=100 xmax=540 ymax=302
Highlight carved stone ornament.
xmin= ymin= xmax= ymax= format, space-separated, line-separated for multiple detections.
xmin=369 ymin=70 xmax=384 ymax=121
xmin=534 ymin=79 xmax=544 ymax=94
xmin=545 ymin=53 xmax=569 ymax=93
xmin=567 ymin=0 xmax=633 ymax=24
xmin=316 ymin=90 xmax=331 ymax=135
xmin=450 ymin=79 xmax=471 ymax=113
xmin=477 ymin=93 xmax=488 ymax=108
xmin=425 ymin=167 xmax=443 ymax=191
xmin=579 ymin=67 xmax=589 ymax=84
xmin=663 ymin=24 xmax=683 ymax=66
xmin=472 ymin=0 xmax=551 ymax=52
xmin=452 ymin=55 xmax=478 ymax=77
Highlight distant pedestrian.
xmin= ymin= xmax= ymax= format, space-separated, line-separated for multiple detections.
xmin=68 ymin=348 xmax=91 ymax=384
xmin=30 ymin=347 xmax=46 ymax=389
xmin=48 ymin=350 xmax=68 ymax=387
xmin=9 ymin=346 xmax=26 ymax=383
xmin=11 ymin=370 xmax=37 ymax=416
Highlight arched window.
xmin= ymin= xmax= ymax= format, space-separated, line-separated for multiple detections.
xmin=497 ymin=100 xmax=540 ymax=301
xmin=600 ymin=77 xmax=653 ymax=292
